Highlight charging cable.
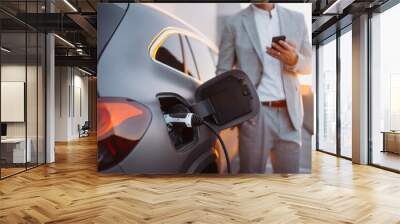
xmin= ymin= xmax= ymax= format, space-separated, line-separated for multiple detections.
xmin=164 ymin=113 xmax=231 ymax=174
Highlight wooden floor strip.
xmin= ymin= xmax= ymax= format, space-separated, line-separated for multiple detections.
xmin=1 ymin=136 xmax=400 ymax=223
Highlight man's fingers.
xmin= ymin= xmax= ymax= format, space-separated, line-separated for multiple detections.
xmin=266 ymin=48 xmax=282 ymax=60
xmin=286 ymin=40 xmax=296 ymax=48
xmin=271 ymin=42 xmax=287 ymax=54
xmin=278 ymin=40 xmax=294 ymax=51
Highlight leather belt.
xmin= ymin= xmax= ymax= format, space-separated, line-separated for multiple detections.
xmin=262 ymin=100 xmax=287 ymax=108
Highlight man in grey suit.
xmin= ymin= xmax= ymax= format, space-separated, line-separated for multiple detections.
xmin=217 ymin=3 xmax=312 ymax=173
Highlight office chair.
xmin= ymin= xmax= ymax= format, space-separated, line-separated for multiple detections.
xmin=79 ymin=121 xmax=90 ymax=138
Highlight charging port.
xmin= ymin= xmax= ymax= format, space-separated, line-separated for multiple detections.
xmin=157 ymin=93 xmax=197 ymax=150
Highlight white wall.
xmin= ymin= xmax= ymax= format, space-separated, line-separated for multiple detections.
xmin=55 ymin=66 xmax=68 ymax=141
xmin=72 ymin=73 xmax=89 ymax=138
xmin=1 ymin=65 xmax=25 ymax=130
xmin=54 ymin=67 xmax=89 ymax=141
xmin=1 ymin=63 xmax=46 ymax=164
xmin=1 ymin=65 xmax=38 ymax=137
xmin=1 ymin=82 xmax=25 ymax=122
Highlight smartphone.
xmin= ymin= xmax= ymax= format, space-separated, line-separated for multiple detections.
xmin=272 ymin=35 xmax=286 ymax=44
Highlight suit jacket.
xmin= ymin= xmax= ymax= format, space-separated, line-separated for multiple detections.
xmin=216 ymin=5 xmax=312 ymax=130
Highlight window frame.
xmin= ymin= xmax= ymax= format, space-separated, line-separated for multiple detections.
xmin=185 ymin=35 xmax=218 ymax=82
xmin=368 ymin=1 xmax=400 ymax=173
xmin=315 ymin=25 xmax=353 ymax=161
xmin=149 ymin=27 xmax=218 ymax=81
xmin=0 ymin=1 xmax=47 ymax=180
xmin=181 ymin=35 xmax=201 ymax=80
xmin=153 ymin=33 xmax=186 ymax=75
xmin=338 ymin=26 xmax=353 ymax=159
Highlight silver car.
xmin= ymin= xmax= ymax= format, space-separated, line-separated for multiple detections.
xmin=97 ymin=3 xmax=259 ymax=174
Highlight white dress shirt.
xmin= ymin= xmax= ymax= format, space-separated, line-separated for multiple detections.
xmin=252 ymin=5 xmax=286 ymax=102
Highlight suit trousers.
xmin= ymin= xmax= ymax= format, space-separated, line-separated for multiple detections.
xmin=239 ymin=105 xmax=302 ymax=173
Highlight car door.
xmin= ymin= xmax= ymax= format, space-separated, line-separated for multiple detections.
xmin=184 ymin=35 xmax=216 ymax=81
xmin=181 ymin=35 xmax=237 ymax=172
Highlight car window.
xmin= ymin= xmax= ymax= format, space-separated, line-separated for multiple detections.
xmin=155 ymin=34 xmax=184 ymax=73
xmin=187 ymin=37 xmax=216 ymax=81
xmin=182 ymin=36 xmax=199 ymax=79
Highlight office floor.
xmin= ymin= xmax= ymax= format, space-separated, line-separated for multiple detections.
xmin=0 ymin=136 xmax=400 ymax=223
xmin=372 ymin=150 xmax=400 ymax=171
xmin=1 ymin=163 xmax=45 ymax=179
xmin=0 ymin=167 xmax=25 ymax=177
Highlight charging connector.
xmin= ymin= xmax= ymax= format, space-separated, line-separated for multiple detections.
xmin=164 ymin=113 xmax=231 ymax=174
xmin=164 ymin=113 xmax=194 ymax=127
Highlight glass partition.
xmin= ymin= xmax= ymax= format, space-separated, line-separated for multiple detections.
xmin=370 ymin=4 xmax=400 ymax=171
xmin=27 ymin=30 xmax=38 ymax=169
xmin=0 ymin=1 xmax=46 ymax=179
xmin=38 ymin=32 xmax=45 ymax=165
xmin=1 ymin=30 xmax=27 ymax=177
xmin=317 ymin=37 xmax=337 ymax=154
xmin=339 ymin=29 xmax=352 ymax=158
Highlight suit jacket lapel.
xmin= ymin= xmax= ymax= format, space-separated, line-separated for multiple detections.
xmin=241 ymin=6 xmax=263 ymax=63
xmin=276 ymin=5 xmax=289 ymax=44
xmin=276 ymin=5 xmax=289 ymax=86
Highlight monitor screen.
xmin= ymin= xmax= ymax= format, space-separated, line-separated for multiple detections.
xmin=1 ymin=123 xmax=7 ymax=137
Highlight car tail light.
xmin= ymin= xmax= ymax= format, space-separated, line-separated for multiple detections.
xmin=97 ymin=97 xmax=151 ymax=171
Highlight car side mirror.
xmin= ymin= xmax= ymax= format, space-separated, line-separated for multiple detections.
xmin=192 ymin=70 xmax=260 ymax=130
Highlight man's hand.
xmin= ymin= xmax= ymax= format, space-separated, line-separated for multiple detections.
xmin=266 ymin=40 xmax=298 ymax=66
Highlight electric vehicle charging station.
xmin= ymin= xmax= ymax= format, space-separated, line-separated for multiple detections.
xmin=97 ymin=4 xmax=261 ymax=174
xmin=163 ymin=70 xmax=260 ymax=173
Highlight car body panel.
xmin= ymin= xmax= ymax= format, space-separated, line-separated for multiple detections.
xmin=98 ymin=3 xmax=239 ymax=174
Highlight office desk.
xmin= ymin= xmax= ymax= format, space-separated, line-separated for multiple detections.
xmin=382 ymin=131 xmax=400 ymax=154
xmin=1 ymin=138 xmax=31 ymax=164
